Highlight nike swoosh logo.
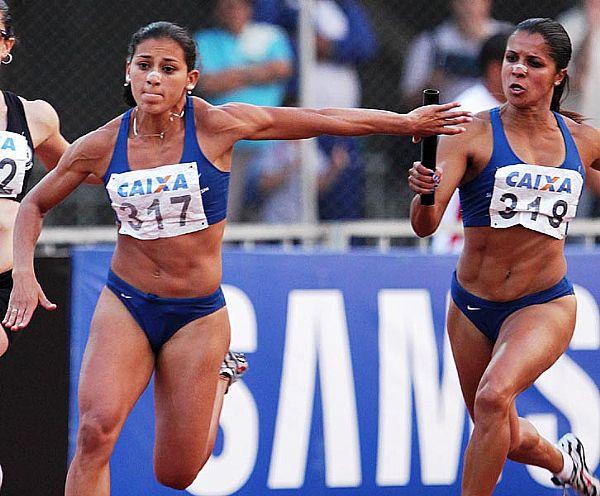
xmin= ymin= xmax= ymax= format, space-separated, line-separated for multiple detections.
xmin=467 ymin=305 xmax=481 ymax=311
xmin=120 ymin=293 xmax=133 ymax=299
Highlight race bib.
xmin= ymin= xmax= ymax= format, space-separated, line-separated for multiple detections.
xmin=106 ymin=162 xmax=209 ymax=240
xmin=0 ymin=131 xmax=33 ymax=198
xmin=489 ymin=164 xmax=583 ymax=239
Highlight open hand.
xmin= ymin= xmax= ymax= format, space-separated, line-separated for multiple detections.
xmin=2 ymin=272 xmax=56 ymax=331
xmin=409 ymin=102 xmax=472 ymax=141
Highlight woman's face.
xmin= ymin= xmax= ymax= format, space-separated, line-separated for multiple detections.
xmin=502 ymin=31 xmax=566 ymax=109
xmin=126 ymin=37 xmax=198 ymax=113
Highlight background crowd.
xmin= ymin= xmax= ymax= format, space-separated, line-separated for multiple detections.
xmin=4 ymin=0 xmax=597 ymax=237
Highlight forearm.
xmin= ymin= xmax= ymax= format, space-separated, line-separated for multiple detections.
xmin=410 ymin=195 xmax=441 ymax=237
xmin=251 ymin=107 xmax=415 ymax=140
xmin=12 ymin=199 xmax=44 ymax=275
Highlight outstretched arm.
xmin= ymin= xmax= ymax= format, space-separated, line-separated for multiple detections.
xmin=210 ymin=101 xmax=472 ymax=145
xmin=3 ymin=130 xmax=110 ymax=330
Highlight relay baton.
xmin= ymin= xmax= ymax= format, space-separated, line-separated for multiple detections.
xmin=420 ymin=89 xmax=440 ymax=206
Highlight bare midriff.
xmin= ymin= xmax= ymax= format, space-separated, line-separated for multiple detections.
xmin=110 ymin=220 xmax=226 ymax=298
xmin=456 ymin=225 xmax=567 ymax=302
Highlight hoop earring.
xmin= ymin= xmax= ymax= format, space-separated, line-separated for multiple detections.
xmin=1 ymin=53 xmax=12 ymax=65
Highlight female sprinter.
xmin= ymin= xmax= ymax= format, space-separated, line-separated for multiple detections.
xmin=408 ymin=18 xmax=600 ymax=496
xmin=0 ymin=0 xmax=69 ymax=357
xmin=4 ymin=21 xmax=471 ymax=495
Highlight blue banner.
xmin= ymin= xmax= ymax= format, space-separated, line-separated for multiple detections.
xmin=70 ymin=247 xmax=600 ymax=495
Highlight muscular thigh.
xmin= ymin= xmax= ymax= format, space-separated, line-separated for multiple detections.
xmin=485 ymin=295 xmax=577 ymax=396
xmin=447 ymin=301 xmax=494 ymax=418
xmin=153 ymin=307 xmax=230 ymax=453
xmin=77 ymin=289 xmax=155 ymax=422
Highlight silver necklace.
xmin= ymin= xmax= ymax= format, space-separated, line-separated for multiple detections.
xmin=132 ymin=108 xmax=185 ymax=139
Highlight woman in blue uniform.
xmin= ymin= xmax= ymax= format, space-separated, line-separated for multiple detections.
xmin=0 ymin=1 xmax=69 ymax=357
xmin=3 ymin=21 xmax=471 ymax=494
xmin=408 ymin=18 xmax=600 ymax=496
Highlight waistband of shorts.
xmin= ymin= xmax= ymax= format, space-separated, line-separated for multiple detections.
xmin=106 ymin=269 xmax=224 ymax=305
xmin=451 ymin=271 xmax=573 ymax=309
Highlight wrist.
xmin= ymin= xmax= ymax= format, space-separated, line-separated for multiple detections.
xmin=11 ymin=267 xmax=35 ymax=277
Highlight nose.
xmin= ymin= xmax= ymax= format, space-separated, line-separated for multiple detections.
xmin=511 ymin=63 xmax=528 ymax=76
xmin=146 ymin=70 xmax=161 ymax=85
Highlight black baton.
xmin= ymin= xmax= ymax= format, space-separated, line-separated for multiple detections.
xmin=420 ymin=89 xmax=440 ymax=206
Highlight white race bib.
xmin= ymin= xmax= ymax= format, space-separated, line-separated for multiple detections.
xmin=107 ymin=162 xmax=208 ymax=240
xmin=0 ymin=131 xmax=33 ymax=198
xmin=489 ymin=164 xmax=583 ymax=239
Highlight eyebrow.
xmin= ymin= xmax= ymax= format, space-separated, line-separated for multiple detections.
xmin=506 ymin=49 xmax=544 ymax=59
xmin=134 ymin=54 xmax=181 ymax=63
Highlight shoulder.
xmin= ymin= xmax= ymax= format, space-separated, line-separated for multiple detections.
xmin=20 ymin=97 xmax=60 ymax=140
xmin=566 ymin=117 xmax=600 ymax=162
xmin=194 ymin=97 xmax=269 ymax=133
xmin=438 ymin=111 xmax=491 ymax=157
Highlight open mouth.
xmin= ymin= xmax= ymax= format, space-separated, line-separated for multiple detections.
xmin=509 ymin=83 xmax=526 ymax=94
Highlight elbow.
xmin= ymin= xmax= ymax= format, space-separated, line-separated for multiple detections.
xmin=411 ymin=223 xmax=435 ymax=238
xmin=21 ymin=196 xmax=47 ymax=219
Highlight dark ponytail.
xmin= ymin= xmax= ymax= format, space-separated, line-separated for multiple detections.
xmin=514 ymin=18 xmax=585 ymax=123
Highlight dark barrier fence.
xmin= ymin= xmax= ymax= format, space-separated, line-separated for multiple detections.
xmin=0 ymin=257 xmax=70 ymax=496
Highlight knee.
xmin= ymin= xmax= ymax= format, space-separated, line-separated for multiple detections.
xmin=473 ymin=379 xmax=513 ymax=423
xmin=154 ymin=457 xmax=208 ymax=490
xmin=155 ymin=463 xmax=202 ymax=490
xmin=76 ymin=410 xmax=121 ymax=459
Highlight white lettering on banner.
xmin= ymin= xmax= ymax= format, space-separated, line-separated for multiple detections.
xmin=527 ymin=284 xmax=600 ymax=487
xmin=376 ymin=290 xmax=465 ymax=486
xmin=186 ymin=283 xmax=599 ymax=494
xmin=268 ymin=290 xmax=361 ymax=489
xmin=187 ymin=285 xmax=259 ymax=496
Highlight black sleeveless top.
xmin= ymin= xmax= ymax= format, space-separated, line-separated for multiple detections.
xmin=1 ymin=91 xmax=34 ymax=202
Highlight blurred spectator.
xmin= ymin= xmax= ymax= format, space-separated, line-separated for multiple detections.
xmin=245 ymin=137 xmax=358 ymax=223
xmin=559 ymin=0 xmax=600 ymax=127
xmin=254 ymin=0 xmax=377 ymax=107
xmin=559 ymin=1 xmax=600 ymax=217
xmin=400 ymin=0 xmax=512 ymax=107
xmin=253 ymin=0 xmax=375 ymax=221
xmin=431 ymin=31 xmax=510 ymax=254
xmin=194 ymin=0 xmax=293 ymax=221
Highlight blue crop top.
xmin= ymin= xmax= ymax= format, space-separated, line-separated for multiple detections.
xmin=103 ymin=96 xmax=230 ymax=227
xmin=460 ymin=107 xmax=585 ymax=227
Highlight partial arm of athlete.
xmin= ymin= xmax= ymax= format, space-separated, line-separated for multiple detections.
xmin=2 ymin=131 xmax=108 ymax=330
xmin=25 ymin=98 xmax=102 ymax=184
xmin=408 ymin=123 xmax=474 ymax=237
xmin=207 ymin=101 xmax=472 ymax=143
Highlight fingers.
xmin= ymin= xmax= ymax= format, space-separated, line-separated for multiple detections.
xmin=408 ymin=162 xmax=442 ymax=194
xmin=437 ymin=126 xmax=467 ymax=136
xmin=2 ymin=305 xmax=18 ymax=329
xmin=39 ymin=289 xmax=57 ymax=312
xmin=435 ymin=101 xmax=462 ymax=111
xmin=442 ymin=113 xmax=473 ymax=123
